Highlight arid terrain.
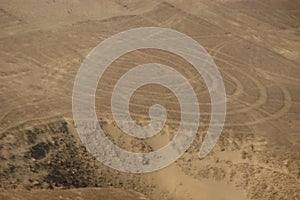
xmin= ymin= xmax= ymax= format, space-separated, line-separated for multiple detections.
xmin=0 ymin=0 xmax=299 ymax=199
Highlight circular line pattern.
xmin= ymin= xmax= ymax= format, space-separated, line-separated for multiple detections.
xmin=72 ymin=27 xmax=226 ymax=173
xmin=207 ymin=39 xmax=292 ymax=127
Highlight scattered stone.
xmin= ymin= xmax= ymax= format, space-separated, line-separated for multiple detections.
xmin=30 ymin=142 xmax=49 ymax=160
xmin=32 ymin=181 xmax=39 ymax=186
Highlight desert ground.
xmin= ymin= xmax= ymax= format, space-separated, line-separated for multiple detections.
xmin=0 ymin=0 xmax=299 ymax=199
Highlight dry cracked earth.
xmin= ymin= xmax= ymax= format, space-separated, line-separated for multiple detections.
xmin=0 ymin=0 xmax=300 ymax=200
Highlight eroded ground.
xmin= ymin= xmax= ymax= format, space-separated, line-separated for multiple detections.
xmin=0 ymin=0 xmax=299 ymax=199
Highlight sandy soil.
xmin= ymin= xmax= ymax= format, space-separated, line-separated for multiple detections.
xmin=0 ymin=0 xmax=299 ymax=199
xmin=0 ymin=188 xmax=149 ymax=200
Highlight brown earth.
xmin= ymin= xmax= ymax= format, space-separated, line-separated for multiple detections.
xmin=0 ymin=0 xmax=299 ymax=200
xmin=0 ymin=188 xmax=149 ymax=200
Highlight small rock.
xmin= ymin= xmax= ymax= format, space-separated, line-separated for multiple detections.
xmin=241 ymin=151 xmax=247 ymax=159
xmin=32 ymin=181 xmax=39 ymax=185
xmin=41 ymin=182 xmax=49 ymax=189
